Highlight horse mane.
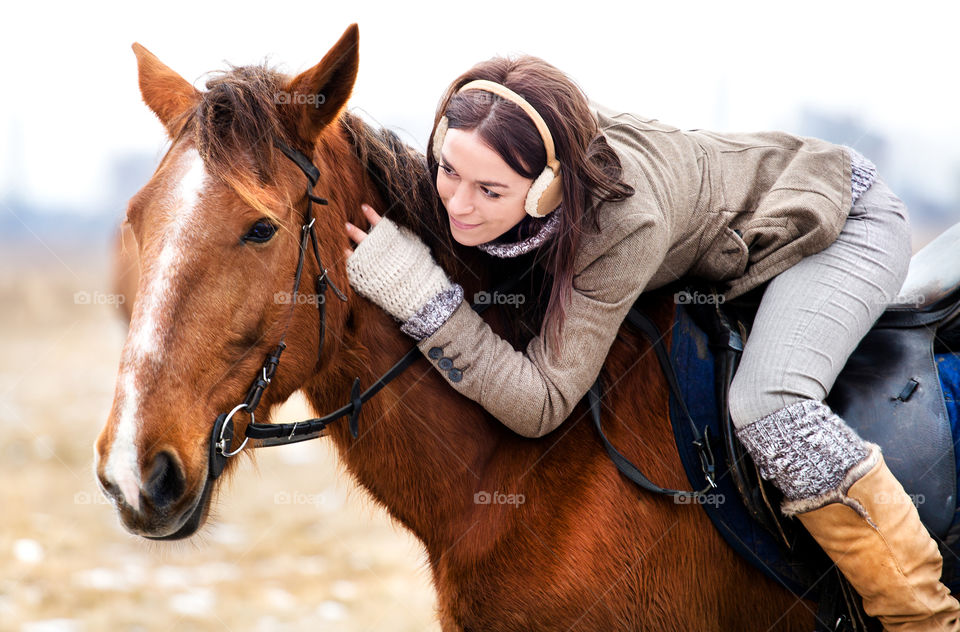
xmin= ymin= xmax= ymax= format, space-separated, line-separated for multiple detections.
xmin=164 ymin=63 xmax=294 ymax=218
xmin=338 ymin=111 xmax=467 ymax=278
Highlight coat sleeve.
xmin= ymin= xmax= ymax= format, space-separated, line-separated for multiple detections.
xmin=413 ymin=213 xmax=671 ymax=438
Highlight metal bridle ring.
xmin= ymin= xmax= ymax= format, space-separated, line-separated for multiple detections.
xmin=218 ymin=403 xmax=251 ymax=457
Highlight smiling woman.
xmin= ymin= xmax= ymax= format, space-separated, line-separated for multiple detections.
xmin=345 ymin=58 xmax=635 ymax=358
xmin=339 ymin=50 xmax=960 ymax=629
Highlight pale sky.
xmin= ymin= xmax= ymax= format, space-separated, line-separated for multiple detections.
xmin=2 ymin=0 xmax=959 ymax=213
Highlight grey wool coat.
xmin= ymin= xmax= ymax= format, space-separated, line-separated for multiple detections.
xmin=415 ymin=101 xmax=855 ymax=438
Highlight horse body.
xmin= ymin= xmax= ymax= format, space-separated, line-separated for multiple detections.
xmin=306 ymin=285 xmax=810 ymax=630
xmin=98 ymin=24 xmax=813 ymax=630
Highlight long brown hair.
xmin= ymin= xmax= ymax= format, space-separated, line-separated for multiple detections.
xmin=426 ymin=55 xmax=635 ymax=355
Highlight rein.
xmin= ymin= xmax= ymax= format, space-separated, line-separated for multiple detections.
xmin=207 ymin=140 xmax=717 ymax=502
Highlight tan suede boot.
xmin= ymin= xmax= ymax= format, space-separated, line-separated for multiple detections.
xmin=785 ymin=446 xmax=960 ymax=631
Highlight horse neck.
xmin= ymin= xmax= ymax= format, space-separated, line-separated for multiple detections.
xmin=299 ymin=292 xmax=497 ymax=551
xmin=296 ymin=121 xmax=497 ymax=550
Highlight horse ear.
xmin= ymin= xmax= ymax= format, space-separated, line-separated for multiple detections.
xmin=282 ymin=23 xmax=359 ymax=142
xmin=131 ymin=43 xmax=200 ymax=137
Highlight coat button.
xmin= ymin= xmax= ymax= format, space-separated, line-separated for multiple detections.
xmin=428 ymin=347 xmax=443 ymax=359
xmin=438 ymin=357 xmax=454 ymax=370
xmin=448 ymin=368 xmax=463 ymax=382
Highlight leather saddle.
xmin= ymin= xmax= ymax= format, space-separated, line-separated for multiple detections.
xmin=684 ymin=219 xmax=960 ymax=546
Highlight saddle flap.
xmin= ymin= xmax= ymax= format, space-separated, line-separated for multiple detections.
xmin=826 ymin=326 xmax=956 ymax=538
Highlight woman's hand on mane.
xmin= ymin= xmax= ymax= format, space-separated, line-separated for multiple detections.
xmin=344 ymin=203 xmax=383 ymax=257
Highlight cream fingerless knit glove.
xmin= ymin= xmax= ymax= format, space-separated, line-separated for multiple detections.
xmin=345 ymin=216 xmax=456 ymax=323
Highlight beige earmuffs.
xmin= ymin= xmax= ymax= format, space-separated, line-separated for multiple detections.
xmin=431 ymin=79 xmax=562 ymax=218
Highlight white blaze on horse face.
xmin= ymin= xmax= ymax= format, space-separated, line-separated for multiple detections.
xmin=109 ymin=373 xmax=142 ymax=512
xmin=129 ymin=150 xmax=207 ymax=358
xmin=104 ymin=148 xmax=208 ymax=513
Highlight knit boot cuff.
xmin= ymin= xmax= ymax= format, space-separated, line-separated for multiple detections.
xmin=780 ymin=443 xmax=881 ymax=519
xmin=735 ymin=399 xmax=873 ymax=505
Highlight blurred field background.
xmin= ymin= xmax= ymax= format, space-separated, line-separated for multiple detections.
xmin=0 ymin=243 xmax=440 ymax=631
xmin=3 ymin=2 xmax=959 ymax=631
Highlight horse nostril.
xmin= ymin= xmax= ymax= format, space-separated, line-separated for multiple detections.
xmin=145 ymin=451 xmax=186 ymax=511
xmin=97 ymin=473 xmax=123 ymax=504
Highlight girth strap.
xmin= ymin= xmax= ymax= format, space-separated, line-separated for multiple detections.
xmin=683 ymin=296 xmax=793 ymax=544
xmin=588 ymin=305 xmax=718 ymax=499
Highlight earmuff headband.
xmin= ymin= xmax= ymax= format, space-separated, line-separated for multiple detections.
xmin=455 ymin=80 xmax=560 ymax=172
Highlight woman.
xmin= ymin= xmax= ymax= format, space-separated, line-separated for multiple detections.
xmin=343 ymin=55 xmax=959 ymax=630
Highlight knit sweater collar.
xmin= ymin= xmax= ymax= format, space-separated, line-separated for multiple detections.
xmin=475 ymin=208 xmax=561 ymax=258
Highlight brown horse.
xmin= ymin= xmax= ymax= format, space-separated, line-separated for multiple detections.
xmin=95 ymin=24 xmax=815 ymax=630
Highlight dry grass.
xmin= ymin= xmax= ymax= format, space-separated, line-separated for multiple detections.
xmin=0 ymin=244 xmax=439 ymax=632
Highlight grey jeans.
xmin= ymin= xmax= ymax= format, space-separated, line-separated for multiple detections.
xmin=728 ymin=177 xmax=912 ymax=428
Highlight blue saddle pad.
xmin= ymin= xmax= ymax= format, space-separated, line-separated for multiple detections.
xmin=667 ymin=303 xmax=960 ymax=595
xmin=941 ymin=354 xmax=960 ymax=534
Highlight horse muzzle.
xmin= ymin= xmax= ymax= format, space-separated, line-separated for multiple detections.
xmin=97 ymin=448 xmax=213 ymax=540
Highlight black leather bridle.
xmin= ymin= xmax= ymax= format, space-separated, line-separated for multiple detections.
xmin=208 ymin=139 xmax=343 ymax=480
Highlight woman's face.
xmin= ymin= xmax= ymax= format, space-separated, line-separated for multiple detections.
xmin=436 ymin=127 xmax=533 ymax=246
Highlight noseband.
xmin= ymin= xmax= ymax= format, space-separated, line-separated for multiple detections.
xmin=208 ymin=140 xmax=519 ymax=481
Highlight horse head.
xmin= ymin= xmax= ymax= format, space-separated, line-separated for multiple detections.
xmin=95 ymin=24 xmax=362 ymax=539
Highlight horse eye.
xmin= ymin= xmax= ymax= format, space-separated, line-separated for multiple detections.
xmin=243 ymin=219 xmax=277 ymax=243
